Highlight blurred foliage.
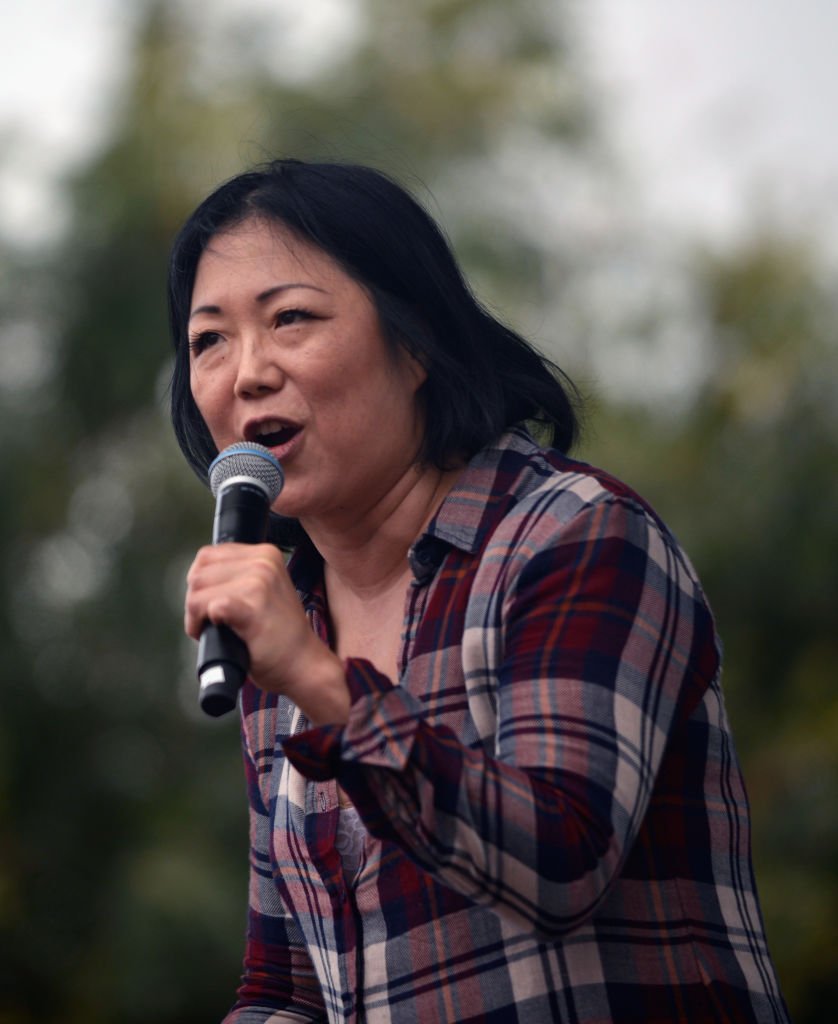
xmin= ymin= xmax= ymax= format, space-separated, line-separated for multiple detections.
xmin=584 ymin=234 xmax=838 ymax=1020
xmin=1 ymin=0 xmax=835 ymax=1021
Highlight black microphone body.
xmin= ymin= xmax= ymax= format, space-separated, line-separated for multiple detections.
xmin=196 ymin=444 xmax=284 ymax=717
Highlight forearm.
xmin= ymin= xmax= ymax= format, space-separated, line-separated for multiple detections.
xmin=285 ymin=673 xmax=621 ymax=938
xmin=406 ymin=727 xmax=618 ymax=932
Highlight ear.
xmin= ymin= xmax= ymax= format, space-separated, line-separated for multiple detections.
xmin=403 ymin=349 xmax=428 ymax=392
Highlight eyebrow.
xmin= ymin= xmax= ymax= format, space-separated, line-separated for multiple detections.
xmin=189 ymin=282 xmax=328 ymax=320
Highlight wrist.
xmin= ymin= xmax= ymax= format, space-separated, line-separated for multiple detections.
xmin=284 ymin=645 xmax=351 ymax=727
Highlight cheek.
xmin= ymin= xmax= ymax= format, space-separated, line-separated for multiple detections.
xmin=190 ymin=368 xmax=226 ymax=435
xmin=327 ymin=370 xmax=421 ymax=447
xmin=189 ymin=369 xmax=208 ymax=418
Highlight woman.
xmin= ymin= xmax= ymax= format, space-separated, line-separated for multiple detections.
xmin=171 ymin=159 xmax=788 ymax=1022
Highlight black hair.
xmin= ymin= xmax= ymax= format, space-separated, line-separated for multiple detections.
xmin=168 ymin=158 xmax=580 ymax=496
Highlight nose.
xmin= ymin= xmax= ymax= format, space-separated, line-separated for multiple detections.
xmin=233 ymin=331 xmax=284 ymax=399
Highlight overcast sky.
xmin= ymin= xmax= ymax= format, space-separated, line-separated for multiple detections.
xmin=585 ymin=0 xmax=838 ymax=250
xmin=2 ymin=0 xmax=837 ymax=253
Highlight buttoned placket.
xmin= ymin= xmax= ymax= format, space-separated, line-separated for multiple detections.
xmin=399 ymin=537 xmax=442 ymax=677
xmin=302 ymin=598 xmax=342 ymax=871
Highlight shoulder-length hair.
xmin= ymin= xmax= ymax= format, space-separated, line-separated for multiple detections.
xmin=168 ymin=158 xmax=580 ymax=488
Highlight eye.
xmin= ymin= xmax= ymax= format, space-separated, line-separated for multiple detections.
xmin=188 ymin=330 xmax=223 ymax=356
xmin=275 ymin=308 xmax=314 ymax=327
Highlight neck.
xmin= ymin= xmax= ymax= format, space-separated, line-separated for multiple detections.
xmin=301 ymin=462 xmax=460 ymax=598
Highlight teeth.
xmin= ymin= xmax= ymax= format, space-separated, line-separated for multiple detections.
xmin=256 ymin=418 xmax=289 ymax=435
xmin=249 ymin=419 xmax=300 ymax=447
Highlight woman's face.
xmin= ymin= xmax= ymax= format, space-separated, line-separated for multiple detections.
xmin=189 ymin=217 xmax=427 ymax=524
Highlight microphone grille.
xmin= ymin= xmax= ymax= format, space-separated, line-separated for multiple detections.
xmin=208 ymin=442 xmax=284 ymax=501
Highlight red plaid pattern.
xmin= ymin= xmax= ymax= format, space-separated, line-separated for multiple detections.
xmin=226 ymin=427 xmax=788 ymax=1023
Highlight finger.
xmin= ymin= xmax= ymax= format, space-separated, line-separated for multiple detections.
xmin=186 ymin=545 xmax=286 ymax=600
xmin=184 ymin=558 xmax=290 ymax=640
xmin=185 ymin=583 xmax=260 ymax=640
xmin=187 ymin=542 xmax=283 ymax=581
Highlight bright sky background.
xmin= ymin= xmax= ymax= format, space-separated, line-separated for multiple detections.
xmin=2 ymin=0 xmax=838 ymax=254
xmin=584 ymin=0 xmax=838 ymax=252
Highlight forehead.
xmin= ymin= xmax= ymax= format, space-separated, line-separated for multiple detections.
xmin=193 ymin=217 xmax=345 ymax=293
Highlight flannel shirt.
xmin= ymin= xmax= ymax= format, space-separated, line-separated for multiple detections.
xmin=227 ymin=426 xmax=788 ymax=1023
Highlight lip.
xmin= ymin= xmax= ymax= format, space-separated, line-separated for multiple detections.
xmin=269 ymin=428 xmax=303 ymax=464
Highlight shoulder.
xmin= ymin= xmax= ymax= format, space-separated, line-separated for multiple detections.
xmin=481 ymin=426 xmax=664 ymax=537
xmin=481 ymin=428 xmax=707 ymax=598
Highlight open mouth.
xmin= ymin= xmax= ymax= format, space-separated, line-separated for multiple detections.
xmin=245 ymin=418 xmax=302 ymax=448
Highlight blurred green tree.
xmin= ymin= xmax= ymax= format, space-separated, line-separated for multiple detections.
xmin=585 ymin=233 xmax=838 ymax=1022
xmin=1 ymin=1 xmax=598 ymax=1021
xmin=3 ymin=0 xmax=834 ymax=1021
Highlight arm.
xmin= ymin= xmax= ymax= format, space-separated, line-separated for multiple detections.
xmin=282 ymin=496 xmax=719 ymax=938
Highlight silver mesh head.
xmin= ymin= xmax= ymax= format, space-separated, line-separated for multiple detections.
xmin=208 ymin=442 xmax=284 ymax=501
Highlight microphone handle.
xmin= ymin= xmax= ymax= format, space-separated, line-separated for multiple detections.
xmin=197 ymin=481 xmax=270 ymax=717
xmin=197 ymin=624 xmax=249 ymax=717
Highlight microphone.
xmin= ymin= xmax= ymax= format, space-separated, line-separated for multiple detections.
xmin=196 ymin=442 xmax=284 ymax=717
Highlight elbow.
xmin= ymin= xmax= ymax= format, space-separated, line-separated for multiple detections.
xmin=493 ymin=815 xmax=626 ymax=941
xmin=492 ymin=855 xmax=622 ymax=942
xmin=534 ymin=869 xmax=618 ymax=940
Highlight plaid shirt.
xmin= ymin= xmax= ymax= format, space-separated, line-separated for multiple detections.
xmin=227 ymin=427 xmax=788 ymax=1023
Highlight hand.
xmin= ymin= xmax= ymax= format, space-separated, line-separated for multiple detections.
xmin=184 ymin=543 xmax=350 ymax=725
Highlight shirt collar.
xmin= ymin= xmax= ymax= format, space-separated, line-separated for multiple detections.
xmin=409 ymin=425 xmax=543 ymax=578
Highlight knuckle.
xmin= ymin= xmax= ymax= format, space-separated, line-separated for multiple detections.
xmin=206 ymin=596 xmax=231 ymax=623
xmin=186 ymin=547 xmax=212 ymax=580
xmin=253 ymin=560 xmax=276 ymax=585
